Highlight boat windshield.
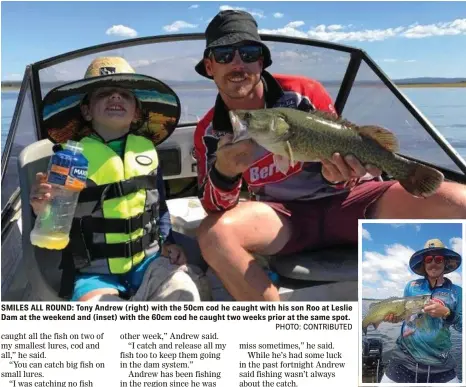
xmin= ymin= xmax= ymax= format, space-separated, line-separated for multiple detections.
xmin=2 ymin=35 xmax=465 ymax=215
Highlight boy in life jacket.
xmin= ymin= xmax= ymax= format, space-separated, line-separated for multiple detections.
xmin=30 ymin=57 xmax=207 ymax=302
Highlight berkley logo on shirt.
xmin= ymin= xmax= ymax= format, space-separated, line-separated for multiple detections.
xmin=245 ymin=153 xmax=303 ymax=186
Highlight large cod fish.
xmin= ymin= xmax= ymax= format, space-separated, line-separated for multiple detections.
xmin=229 ymin=107 xmax=444 ymax=198
xmin=362 ymin=294 xmax=430 ymax=335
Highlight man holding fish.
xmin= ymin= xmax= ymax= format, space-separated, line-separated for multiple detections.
xmin=193 ymin=10 xmax=466 ymax=301
xmin=372 ymin=239 xmax=462 ymax=383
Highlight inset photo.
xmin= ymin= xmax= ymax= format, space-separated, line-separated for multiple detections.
xmin=360 ymin=221 xmax=463 ymax=385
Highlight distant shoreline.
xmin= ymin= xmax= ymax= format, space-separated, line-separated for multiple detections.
xmin=2 ymin=83 xmax=466 ymax=92
xmin=2 ymin=86 xmax=20 ymax=92
xmin=397 ymin=83 xmax=466 ymax=88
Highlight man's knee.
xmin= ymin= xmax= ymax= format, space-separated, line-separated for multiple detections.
xmin=374 ymin=180 xmax=466 ymax=218
xmin=197 ymin=212 xmax=235 ymax=251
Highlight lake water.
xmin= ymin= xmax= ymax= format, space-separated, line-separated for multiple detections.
xmin=2 ymin=87 xmax=466 ymax=160
xmin=362 ymin=299 xmax=463 ymax=382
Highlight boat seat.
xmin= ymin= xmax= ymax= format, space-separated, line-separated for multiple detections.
xmin=270 ymin=245 xmax=358 ymax=282
xmin=18 ymin=139 xmax=63 ymax=301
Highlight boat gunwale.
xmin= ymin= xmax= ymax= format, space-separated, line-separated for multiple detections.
xmin=2 ymin=33 xmax=466 ymax=222
xmin=27 ymin=32 xmax=466 ymax=175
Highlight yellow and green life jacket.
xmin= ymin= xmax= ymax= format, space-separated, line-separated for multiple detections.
xmin=65 ymin=134 xmax=162 ymax=277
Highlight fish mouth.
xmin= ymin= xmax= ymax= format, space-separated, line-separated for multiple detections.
xmin=229 ymin=111 xmax=251 ymax=143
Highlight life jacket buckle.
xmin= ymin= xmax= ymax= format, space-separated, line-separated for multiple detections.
xmin=114 ymin=181 xmax=124 ymax=197
xmin=69 ymin=217 xmax=93 ymax=268
xmin=124 ymin=213 xmax=143 ymax=234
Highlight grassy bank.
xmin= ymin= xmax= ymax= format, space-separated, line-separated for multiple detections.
xmin=2 ymin=86 xmax=21 ymax=92
xmin=397 ymin=83 xmax=466 ymax=88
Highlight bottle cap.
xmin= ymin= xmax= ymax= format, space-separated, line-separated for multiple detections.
xmin=64 ymin=140 xmax=83 ymax=154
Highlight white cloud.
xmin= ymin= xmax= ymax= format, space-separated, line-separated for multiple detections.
xmin=219 ymin=5 xmax=265 ymax=19
xmin=327 ymin=24 xmax=343 ymax=31
xmin=362 ymin=228 xmax=372 ymax=241
xmin=309 ymin=26 xmax=404 ymax=42
xmin=188 ymin=4 xmax=199 ymax=9
xmin=363 ymin=243 xmax=420 ymax=296
xmin=259 ymin=18 xmax=466 ymax=42
xmin=260 ymin=25 xmax=308 ymax=39
xmin=286 ymin=21 xmax=305 ymax=29
xmin=163 ymin=21 xmax=198 ymax=32
xmin=379 ymin=58 xmax=416 ymax=64
xmin=363 ymin=240 xmax=463 ymax=299
xmin=129 ymin=59 xmax=153 ymax=68
xmin=450 ymin=237 xmax=462 ymax=256
xmin=273 ymin=12 xmax=284 ymax=19
xmin=403 ymin=18 xmax=466 ymax=38
xmin=105 ymin=25 xmax=138 ymax=38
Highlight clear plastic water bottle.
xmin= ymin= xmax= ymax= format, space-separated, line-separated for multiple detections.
xmin=30 ymin=141 xmax=88 ymax=250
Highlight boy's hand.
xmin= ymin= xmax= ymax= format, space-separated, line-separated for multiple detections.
xmin=30 ymin=172 xmax=52 ymax=216
xmin=162 ymin=243 xmax=187 ymax=265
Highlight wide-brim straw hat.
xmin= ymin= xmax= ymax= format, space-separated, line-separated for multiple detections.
xmin=409 ymin=238 xmax=461 ymax=276
xmin=195 ymin=10 xmax=272 ymax=79
xmin=42 ymin=56 xmax=181 ymax=146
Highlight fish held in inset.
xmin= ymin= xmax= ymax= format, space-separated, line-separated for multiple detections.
xmin=361 ymin=294 xmax=430 ymax=335
xmin=229 ymin=107 xmax=444 ymax=198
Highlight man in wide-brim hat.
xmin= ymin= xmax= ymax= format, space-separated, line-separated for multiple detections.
xmin=380 ymin=238 xmax=462 ymax=383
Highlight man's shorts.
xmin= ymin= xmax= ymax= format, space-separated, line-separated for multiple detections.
xmin=266 ymin=180 xmax=396 ymax=255
xmin=71 ymin=252 xmax=160 ymax=301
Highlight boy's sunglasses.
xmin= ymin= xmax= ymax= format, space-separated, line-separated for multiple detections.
xmin=424 ymin=255 xmax=445 ymax=264
xmin=208 ymin=45 xmax=263 ymax=64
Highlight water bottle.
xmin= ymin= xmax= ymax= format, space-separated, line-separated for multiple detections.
xmin=30 ymin=140 xmax=88 ymax=250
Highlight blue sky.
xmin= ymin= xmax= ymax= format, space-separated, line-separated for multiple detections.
xmin=361 ymin=222 xmax=463 ymax=299
xmin=1 ymin=1 xmax=466 ymax=81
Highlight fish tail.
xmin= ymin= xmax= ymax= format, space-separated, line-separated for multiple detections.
xmin=398 ymin=162 xmax=444 ymax=198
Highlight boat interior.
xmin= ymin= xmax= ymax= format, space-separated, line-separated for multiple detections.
xmin=2 ymin=33 xmax=466 ymax=302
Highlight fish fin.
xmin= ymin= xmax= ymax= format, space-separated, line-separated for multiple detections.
xmin=273 ymin=154 xmax=291 ymax=174
xmin=355 ymin=125 xmax=400 ymax=153
xmin=285 ymin=141 xmax=295 ymax=167
xmin=367 ymin=297 xmax=397 ymax=310
xmin=309 ymin=110 xmax=360 ymax=130
xmin=398 ymin=162 xmax=444 ymax=198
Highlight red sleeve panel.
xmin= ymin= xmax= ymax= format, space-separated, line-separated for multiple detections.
xmin=273 ymin=74 xmax=337 ymax=115
xmin=193 ymin=109 xmax=242 ymax=213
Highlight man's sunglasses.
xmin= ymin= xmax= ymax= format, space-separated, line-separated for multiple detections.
xmin=424 ymin=255 xmax=445 ymax=264
xmin=208 ymin=45 xmax=263 ymax=64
